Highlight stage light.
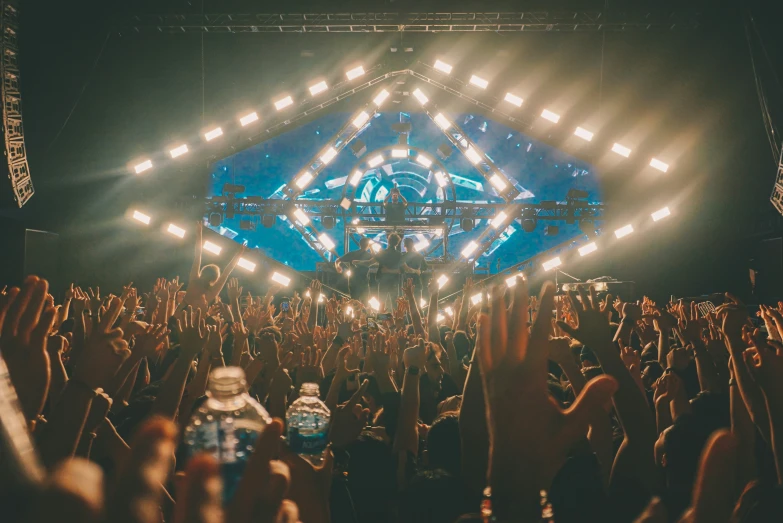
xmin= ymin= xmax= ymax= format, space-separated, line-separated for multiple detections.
xmin=469 ymin=75 xmax=489 ymax=89
xmin=368 ymin=154 xmax=384 ymax=168
xmin=434 ymin=59 xmax=452 ymax=74
xmin=373 ymin=89 xmax=390 ymax=107
xmin=170 ymin=144 xmax=188 ymax=158
xmin=203 ymin=241 xmax=222 ymax=255
xmin=293 ymin=208 xmax=310 ymax=225
xmin=420 ymin=298 xmax=427 ymax=308
xmin=461 ymin=218 xmax=474 ymax=232
xmin=346 ymin=269 xmax=352 ymax=277
xmin=489 ymin=174 xmax=508 ymax=191
xmin=369 ymin=296 xmax=380 ymax=311
xmin=416 ymin=155 xmax=432 ymax=168
xmin=237 ymin=258 xmax=256 ymax=272
xmin=309 ymin=80 xmax=328 ymax=96
xmin=434 ymin=171 xmax=448 ymax=187
xmin=295 ymin=171 xmax=314 ymax=189
xmin=134 ymin=160 xmax=153 ymax=174
xmin=209 ymin=213 xmax=222 ymax=227
xmin=491 ymin=211 xmax=508 ymax=228
xmin=271 ymin=271 xmax=291 ymax=287
xmin=414 ymin=238 xmax=430 ymax=251
xmin=167 ymin=223 xmax=186 ymax=238
xmin=412 ymin=88 xmax=428 ymax=105
xmin=274 ymin=95 xmax=294 ymax=110
xmin=204 ymin=127 xmax=223 ymax=141
xmin=545 ymin=225 xmax=559 ymax=236
xmin=650 ymin=158 xmax=669 ymax=172
xmin=542 ymin=257 xmax=562 ymax=271
xmin=391 ymin=148 xmax=407 ymax=158
xmin=521 ymin=218 xmax=537 ymax=233
xmin=437 ymin=274 xmax=449 ymax=289
xmin=352 ymin=111 xmax=370 ymax=128
xmin=541 ymin=110 xmax=560 ymax=123
xmin=651 ymin=207 xmax=671 ymax=221
xmin=349 ymin=170 xmax=363 ymax=186
xmin=505 ymin=274 xmax=519 ymax=287
xmin=371 ymin=242 xmax=382 ymax=253
xmin=318 ymin=233 xmax=336 ymax=251
xmin=322 ymin=216 xmax=336 ymax=229
xmin=433 ymin=113 xmax=451 ymax=130
xmin=465 ymin=146 xmax=482 ymax=165
xmin=614 ymin=224 xmax=634 ymax=238
xmin=471 ymin=293 xmax=483 ymax=305
xmin=305 ymin=289 xmax=311 ymax=297
xmin=132 ymin=210 xmax=151 ymax=225
xmin=262 ymin=215 xmax=275 ymax=228
xmin=318 ymin=293 xmax=325 ymax=303
xmin=612 ymin=143 xmax=632 ymax=158
xmin=578 ymin=242 xmax=598 ymax=256
xmin=504 ymin=93 xmax=524 ymax=107
xmin=346 ymin=306 xmax=353 ymax=316
xmin=445 ymin=306 xmax=454 ymax=317
xmin=320 ymin=147 xmax=338 ymax=165
xmin=574 ymin=127 xmax=594 ymax=141
xmin=240 ymin=112 xmax=259 ymax=126
xmin=436 ymin=314 xmax=445 ymax=322
xmin=461 ymin=241 xmax=478 ymax=258
xmin=356 ymin=227 xmax=365 ymax=233
xmin=340 ymin=198 xmax=352 ymax=210
xmin=346 ymin=65 xmax=365 ymax=80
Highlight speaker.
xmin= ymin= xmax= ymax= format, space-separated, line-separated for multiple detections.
xmin=0 ymin=217 xmax=60 ymax=290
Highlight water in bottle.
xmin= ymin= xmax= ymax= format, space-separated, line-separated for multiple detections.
xmin=184 ymin=366 xmax=271 ymax=502
xmin=286 ymin=383 xmax=330 ymax=466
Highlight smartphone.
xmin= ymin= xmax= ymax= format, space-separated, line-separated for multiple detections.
xmin=281 ymin=301 xmax=290 ymax=312
xmin=136 ymin=306 xmax=146 ymax=316
xmin=377 ymin=313 xmax=392 ymax=321
xmin=367 ymin=320 xmax=378 ymax=330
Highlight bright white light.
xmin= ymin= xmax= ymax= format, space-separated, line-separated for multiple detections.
xmin=346 ymin=306 xmax=353 ymax=316
xmin=542 ymin=257 xmax=562 ymax=271
xmin=445 ymin=306 xmax=454 ymax=316
xmin=368 ymin=296 xmax=380 ymax=311
xmin=295 ymin=171 xmax=314 ymax=189
xmin=416 ymin=155 xmax=432 ymax=168
xmin=420 ymin=298 xmax=427 ymax=308
xmin=650 ymin=158 xmax=669 ymax=172
xmin=318 ymin=233 xmax=336 ymax=251
xmin=469 ymin=75 xmax=489 ymax=89
xmin=309 ymin=80 xmax=328 ymax=96
xmin=274 ymin=95 xmax=294 ymax=110
xmin=240 ymin=112 xmax=259 ymax=126
xmin=574 ymin=127 xmax=594 ymax=141
xmin=437 ymin=274 xmax=449 ymax=289
xmin=368 ymin=154 xmax=384 ymax=168
xmin=505 ymin=274 xmax=519 ymax=287
xmin=436 ymin=314 xmax=445 ymax=322
xmin=614 ymin=224 xmax=634 ymax=238
xmin=203 ymin=241 xmax=222 ymax=255
xmin=237 ymin=258 xmax=256 ymax=272
xmin=320 ymin=147 xmax=338 ymax=165
xmin=434 ymin=59 xmax=453 ymax=74
xmin=651 ymin=207 xmax=671 ymax=221
xmin=349 ymin=170 xmax=363 ymax=186
xmin=412 ymin=88 xmax=428 ymax=105
xmin=541 ymin=109 xmax=561 ymax=123
xmin=167 ymin=224 xmax=186 ymax=238
xmin=465 ymin=147 xmax=482 ymax=165
xmin=491 ymin=211 xmax=508 ymax=228
xmin=204 ymin=127 xmax=223 ymax=141
xmin=346 ymin=65 xmax=365 ymax=80
xmin=489 ymin=174 xmax=508 ymax=191
xmin=356 ymin=227 xmax=366 ymax=233
xmin=352 ymin=111 xmax=370 ymax=128
xmin=578 ymin=242 xmax=598 ymax=256
xmin=391 ymin=148 xmax=407 ymax=158
xmin=471 ymin=293 xmax=483 ymax=305
xmin=461 ymin=241 xmax=478 ymax=258
xmin=371 ymin=242 xmax=381 ymax=253
xmin=434 ymin=171 xmax=448 ymax=187
xmin=293 ymin=208 xmax=310 ymax=225
xmin=414 ymin=238 xmax=430 ymax=251
xmin=346 ymin=270 xmax=352 ymax=277
xmin=134 ymin=160 xmax=153 ymax=174
xmin=504 ymin=93 xmax=523 ymax=107
xmin=340 ymin=198 xmax=352 ymax=210
xmin=170 ymin=144 xmax=188 ymax=158
xmin=271 ymin=272 xmax=291 ymax=287
xmin=433 ymin=113 xmax=451 ymax=130
xmin=373 ymin=89 xmax=390 ymax=107
xmin=132 ymin=210 xmax=151 ymax=225
xmin=318 ymin=293 xmax=325 ymax=303
xmin=612 ymin=143 xmax=632 ymax=158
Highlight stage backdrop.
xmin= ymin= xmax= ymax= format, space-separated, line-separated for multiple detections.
xmin=208 ymin=111 xmax=601 ymax=272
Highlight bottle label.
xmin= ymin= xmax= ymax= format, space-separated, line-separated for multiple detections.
xmin=288 ymin=427 xmax=329 ymax=455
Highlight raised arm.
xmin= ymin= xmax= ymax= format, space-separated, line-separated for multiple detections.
xmin=207 ymin=246 xmax=246 ymax=302
xmin=402 ymin=278 xmax=425 ymax=338
xmin=426 ymin=279 xmax=440 ymax=344
xmin=455 ymin=278 xmax=473 ymax=332
xmin=189 ymin=223 xmax=203 ymax=284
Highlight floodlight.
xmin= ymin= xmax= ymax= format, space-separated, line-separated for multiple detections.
xmin=240 ymin=112 xmax=259 ymax=126
xmin=295 ymin=171 xmax=314 ymax=189
xmin=349 ymin=170 xmax=363 ymax=186
xmin=578 ymin=242 xmax=598 ymax=256
xmin=368 ymin=155 xmax=384 ymax=168
xmin=445 ymin=306 xmax=454 ymax=316
xmin=412 ymin=89 xmax=428 ymax=105
xmin=274 ymin=95 xmax=294 ymax=110
xmin=373 ymin=89 xmax=390 ymax=107
xmin=318 ymin=293 xmax=325 ymax=303
xmin=436 ymin=314 xmax=445 ymax=322
xmin=434 ymin=171 xmax=448 ymax=187
xmin=574 ymin=127 xmax=594 ymax=141
xmin=346 ymin=306 xmax=353 ymax=316
xmin=320 ymin=147 xmax=338 ymax=165
xmin=614 ymin=224 xmax=634 ymax=238
xmin=369 ymin=296 xmax=380 ymax=311
xmin=505 ymin=274 xmax=519 ymax=287
xmin=293 ymin=208 xmax=310 ymax=225
xmin=391 ymin=148 xmax=407 ymax=158
xmin=469 ymin=75 xmax=488 ymax=89
xmin=346 ymin=269 xmax=352 ymax=277
xmin=416 ymin=155 xmax=432 ymax=168
xmin=237 ymin=258 xmax=256 ymax=272
xmin=489 ymin=174 xmax=508 ymax=191
xmin=434 ymin=59 xmax=452 ymax=74
xmin=437 ymin=274 xmax=449 ymax=289
xmin=167 ymin=224 xmax=186 ymax=238
xmin=131 ymin=210 xmax=151 ymax=225
xmin=309 ymin=80 xmax=328 ymax=96
xmin=203 ymin=241 xmax=222 ymax=255
xmin=346 ymin=65 xmax=365 ymax=80
xmin=352 ymin=111 xmax=370 ymax=128
xmin=170 ymin=144 xmax=188 ymax=158
xmin=491 ymin=211 xmax=508 ymax=228
xmin=271 ymin=272 xmax=291 ymax=287
xmin=134 ymin=160 xmax=153 ymax=174
xmin=504 ymin=93 xmax=523 ymax=107
xmin=461 ymin=240 xmax=478 ymax=258
xmin=651 ymin=207 xmax=671 ymax=221
xmin=420 ymin=298 xmax=427 ymax=308
xmin=465 ymin=147 xmax=482 ymax=165
xmin=340 ymin=198 xmax=352 ymax=210
xmin=318 ymin=233 xmax=336 ymax=250
xmin=541 ymin=110 xmax=560 ymax=123
xmin=471 ymin=293 xmax=483 ymax=305
xmin=612 ymin=143 xmax=631 ymax=158
xmin=650 ymin=158 xmax=669 ymax=172
xmin=433 ymin=113 xmax=451 ymax=130
xmin=414 ymin=238 xmax=430 ymax=251
xmin=356 ymin=227 xmax=366 ymax=233
xmin=542 ymin=257 xmax=562 ymax=271
xmin=204 ymin=127 xmax=223 ymax=141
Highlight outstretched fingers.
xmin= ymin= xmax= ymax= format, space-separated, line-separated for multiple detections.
xmin=561 ymin=375 xmax=618 ymax=445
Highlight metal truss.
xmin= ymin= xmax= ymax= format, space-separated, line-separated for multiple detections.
xmin=769 ymin=147 xmax=783 ymax=217
xmin=120 ymin=11 xmax=704 ymax=35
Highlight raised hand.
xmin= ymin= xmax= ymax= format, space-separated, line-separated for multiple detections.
xmin=132 ymin=324 xmax=169 ymax=360
xmin=227 ymin=278 xmax=242 ymax=302
xmin=87 ymin=287 xmax=102 ymax=314
xmin=329 ymin=379 xmax=370 ymax=448
xmin=167 ymin=277 xmax=183 ymax=301
xmin=176 ymin=306 xmax=208 ymax=358
xmin=296 ymin=346 xmax=324 ymax=385
xmin=557 ymin=287 xmax=614 ymax=349
xmin=402 ymin=277 xmax=414 ymax=296
xmin=403 ymin=337 xmax=427 ymax=369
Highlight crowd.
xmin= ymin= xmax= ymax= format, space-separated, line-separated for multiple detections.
xmin=1 ymin=225 xmax=782 ymax=523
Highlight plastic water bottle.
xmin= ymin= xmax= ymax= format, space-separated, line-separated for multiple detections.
xmin=286 ymin=383 xmax=330 ymax=465
xmin=184 ymin=366 xmax=271 ymax=502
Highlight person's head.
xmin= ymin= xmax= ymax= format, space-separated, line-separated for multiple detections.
xmin=426 ymin=413 xmax=461 ymax=475
xmin=345 ymin=432 xmax=397 ymax=523
xmin=399 ymin=469 xmax=471 ymax=523
xmin=359 ymin=237 xmax=371 ymax=251
xmin=403 ymin=237 xmax=415 ymax=251
xmin=387 ymin=233 xmax=401 ymax=250
xmin=390 ymin=187 xmax=400 ymax=201
xmin=642 ymin=361 xmax=664 ymax=389
xmin=198 ymin=264 xmax=220 ymax=287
